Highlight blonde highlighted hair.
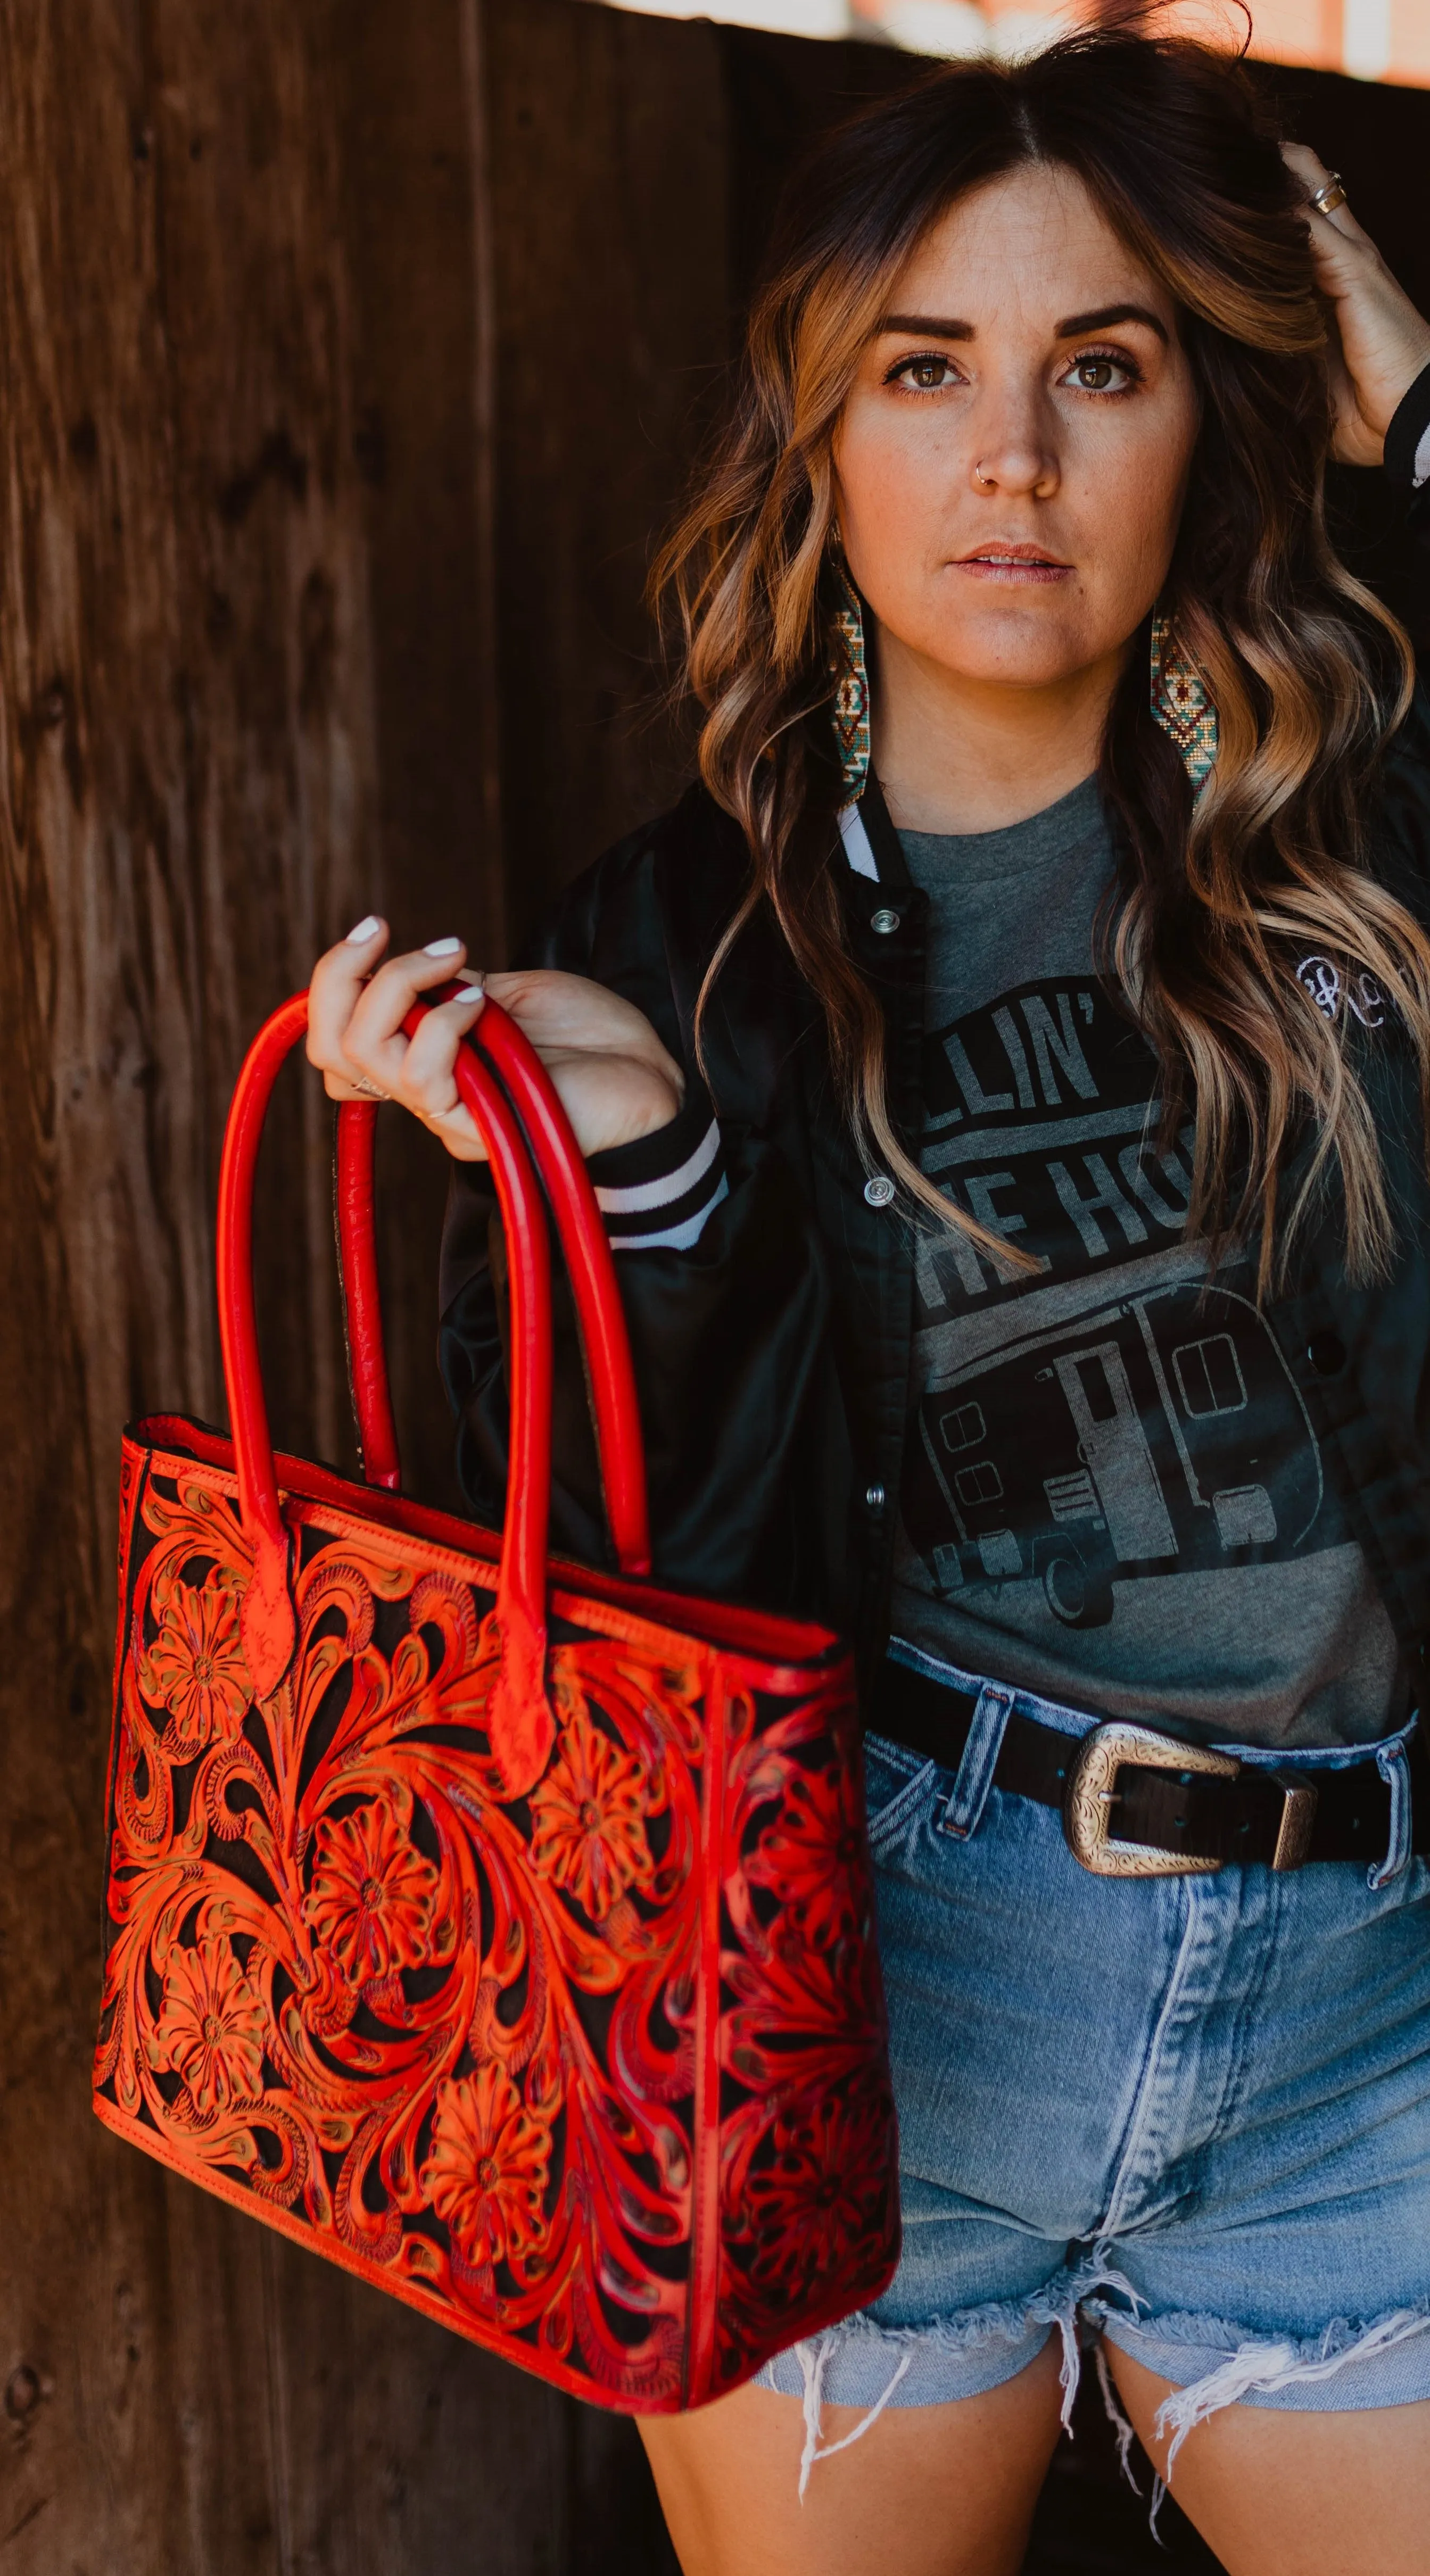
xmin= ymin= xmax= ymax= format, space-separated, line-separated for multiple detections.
xmin=653 ymin=30 xmax=1430 ymax=1290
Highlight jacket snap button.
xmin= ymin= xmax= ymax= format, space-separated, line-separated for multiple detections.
xmin=865 ymin=1484 xmax=886 ymax=1512
xmin=863 ymin=1174 xmax=895 ymax=1208
xmin=870 ymin=907 xmax=900 ymax=935
xmin=1307 ymin=1332 xmax=1347 ymax=1377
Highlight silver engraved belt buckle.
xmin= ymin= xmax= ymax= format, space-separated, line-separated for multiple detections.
xmin=1063 ymin=1720 xmax=1317 ymax=1877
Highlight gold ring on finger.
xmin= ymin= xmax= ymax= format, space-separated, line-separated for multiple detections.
xmin=350 ymin=1074 xmax=388 ymax=1101
xmin=1310 ymin=172 xmax=1348 ymax=217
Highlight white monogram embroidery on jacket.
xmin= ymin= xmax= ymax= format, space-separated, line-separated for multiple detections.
xmin=1295 ymin=955 xmax=1386 ymax=1028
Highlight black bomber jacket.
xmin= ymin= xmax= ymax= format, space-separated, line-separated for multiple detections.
xmin=439 ymin=424 xmax=1430 ymax=1711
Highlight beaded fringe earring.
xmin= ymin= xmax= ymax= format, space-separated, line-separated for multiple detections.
xmin=829 ymin=562 xmax=871 ymax=803
xmin=1150 ymin=610 xmax=1218 ymax=791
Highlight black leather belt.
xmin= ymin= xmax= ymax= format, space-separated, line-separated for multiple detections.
xmin=872 ymin=1656 xmax=1427 ymax=1877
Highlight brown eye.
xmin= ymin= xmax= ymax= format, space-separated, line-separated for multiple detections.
xmin=1067 ymin=354 xmax=1133 ymax=394
xmin=896 ymin=356 xmax=957 ymax=393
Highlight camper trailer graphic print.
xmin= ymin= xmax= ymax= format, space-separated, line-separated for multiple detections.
xmin=903 ymin=1277 xmax=1322 ymax=1629
xmin=898 ymin=971 xmax=1343 ymax=1635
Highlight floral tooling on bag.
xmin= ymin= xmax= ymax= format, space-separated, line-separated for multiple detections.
xmin=95 ymin=1436 xmax=897 ymax=2408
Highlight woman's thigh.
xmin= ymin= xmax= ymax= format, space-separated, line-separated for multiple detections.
xmin=1111 ymin=2347 xmax=1430 ymax=2576
xmin=638 ymin=2334 xmax=1065 ymax=2576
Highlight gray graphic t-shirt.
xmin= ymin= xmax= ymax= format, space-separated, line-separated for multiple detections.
xmin=890 ymin=774 xmax=1407 ymax=1750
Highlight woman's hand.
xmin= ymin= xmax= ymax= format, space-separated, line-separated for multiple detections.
xmin=306 ymin=917 xmax=685 ymax=1163
xmin=1284 ymin=143 xmax=1430 ymax=468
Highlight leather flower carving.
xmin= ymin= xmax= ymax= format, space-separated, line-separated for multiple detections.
xmin=138 ymin=1578 xmax=250 ymax=1755
xmin=303 ymin=1798 xmax=440 ymax=1987
xmin=420 ymin=2064 xmax=552 ymax=2268
xmin=528 ymin=1702 xmax=654 ymax=1922
xmin=746 ymin=2086 xmax=891 ymax=2280
xmin=746 ymin=1765 xmax=865 ymax=1949
xmin=155 ymin=1926 xmax=266 ymax=2116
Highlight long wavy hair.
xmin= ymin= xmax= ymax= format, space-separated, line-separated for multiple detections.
xmin=653 ymin=29 xmax=1430 ymax=1290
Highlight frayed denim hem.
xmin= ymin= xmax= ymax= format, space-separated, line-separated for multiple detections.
xmin=1092 ymin=2297 xmax=1430 ymax=2479
xmin=752 ymin=2276 xmax=1430 ymax=2503
xmin=750 ymin=2259 xmax=1142 ymax=2498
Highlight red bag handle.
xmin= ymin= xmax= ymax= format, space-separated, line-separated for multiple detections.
xmin=217 ymin=991 xmax=650 ymax=1795
xmin=334 ymin=988 xmax=651 ymax=1592
xmin=334 ymin=1097 xmax=402 ymax=1492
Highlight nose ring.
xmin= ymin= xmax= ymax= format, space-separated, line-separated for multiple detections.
xmin=974 ymin=462 xmax=995 ymax=489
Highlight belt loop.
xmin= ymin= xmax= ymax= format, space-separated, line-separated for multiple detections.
xmin=1369 ymin=1737 xmax=1412 ymax=1890
xmin=940 ymin=1685 xmax=1013 ymax=1840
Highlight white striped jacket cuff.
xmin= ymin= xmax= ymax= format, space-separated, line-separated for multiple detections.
xmin=586 ymin=1092 xmax=728 ymax=1253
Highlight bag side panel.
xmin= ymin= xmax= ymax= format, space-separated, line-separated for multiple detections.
xmin=96 ymin=1441 xmax=150 ymax=1992
xmin=685 ymin=1663 xmax=727 ymax=2407
xmin=709 ymin=1659 xmax=901 ymax=2397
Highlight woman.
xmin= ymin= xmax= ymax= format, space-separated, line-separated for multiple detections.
xmin=308 ymin=34 xmax=1430 ymax=2575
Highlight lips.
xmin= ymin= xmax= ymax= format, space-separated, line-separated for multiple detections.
xmin=958 ymin=542 xmax=1065 ymax=564
xmin=955 ymin=542 xmax=1071 ymax=583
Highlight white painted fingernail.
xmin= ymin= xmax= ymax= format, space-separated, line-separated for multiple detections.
xmin=424 ymin=936 xmax=462 ymax=958
xmin=345 ymin=915 xmax=381 ymax=943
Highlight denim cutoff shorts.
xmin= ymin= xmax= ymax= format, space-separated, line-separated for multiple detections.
xmin=754 ymin=1642 xmax=1430 ymax=2480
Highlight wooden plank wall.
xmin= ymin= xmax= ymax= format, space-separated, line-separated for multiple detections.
xmin=2 ymin=4 xmax=549 ymax=2571
xmin=1 ymin=4 xmax=1427 ymax=2571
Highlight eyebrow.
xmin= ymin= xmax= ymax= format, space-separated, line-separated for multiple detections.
xmin=878 ymin=302 xmax=1169 ymax=345
xmin=1054 ymin=303 xmax=1169 ymax=344
xmin=879 ymin=313 xmax=973 ymax=339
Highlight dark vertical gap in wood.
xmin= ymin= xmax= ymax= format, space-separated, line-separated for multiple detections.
xmin=334 ymin=0 xmax=506 ymax=1520
xmin=483 ymin=0 xmax=731 ymax=950
xmin=716 ymin=24 xmax=913 ymax=316
xmin=461 ymin=0 xmax=507 ymax=955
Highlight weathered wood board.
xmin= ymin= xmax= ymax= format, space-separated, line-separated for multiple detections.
xmin=0 ymin=3 xmax=555 ymax=2570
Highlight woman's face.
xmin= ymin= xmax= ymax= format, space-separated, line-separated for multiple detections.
xmin=833 ymin=162 xmax=1200 ymax=696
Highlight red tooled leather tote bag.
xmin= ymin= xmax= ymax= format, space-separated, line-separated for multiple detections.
xmin=94 ymin=990 xmax=899 ymax=2410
